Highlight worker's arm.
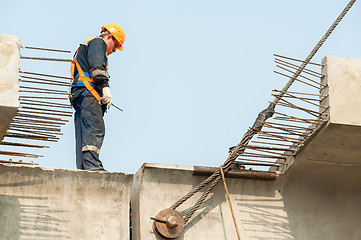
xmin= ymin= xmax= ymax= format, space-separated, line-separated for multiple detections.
xmin=87 ymin=38 xmax=109 ymax=88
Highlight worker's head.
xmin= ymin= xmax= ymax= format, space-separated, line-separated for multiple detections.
xmin=100 ymin=24 xmax=125 ymax=55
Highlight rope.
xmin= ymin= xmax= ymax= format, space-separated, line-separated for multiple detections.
xmin=168 ymin=0 xmax=357 ymax=224
xmin=220 ymin=165 xmax=241 ymax=240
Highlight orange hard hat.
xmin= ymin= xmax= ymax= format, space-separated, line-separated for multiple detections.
xmin=101 ymin=24 xmax=125 ymax=51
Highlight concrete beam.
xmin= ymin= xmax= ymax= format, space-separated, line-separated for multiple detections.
xmin=131 ymin=163 xmax=361 ymax=240
xmin=286 ymin=56 xmax=361 ymax=169
xmin=0 ymin=164 xmax=133 ymax=240
xmin=0 ymin=34 xmax=20 ymax=141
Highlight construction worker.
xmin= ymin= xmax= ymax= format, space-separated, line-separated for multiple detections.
xmin=69 ymin=24 xmax=125 ymax=171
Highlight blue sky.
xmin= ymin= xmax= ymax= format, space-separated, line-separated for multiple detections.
xmin=1 ymin=0 xmax=360 ymax=173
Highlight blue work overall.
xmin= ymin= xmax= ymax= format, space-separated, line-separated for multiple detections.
xmin=70 ymin=56 xmax=107 ymax=171
xmin=73 ymin=90 xmax=106 ymax=170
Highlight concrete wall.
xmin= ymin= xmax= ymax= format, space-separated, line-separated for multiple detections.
xmin=0 ymin=161 xmax=359 ymax=240
xmin=0 ymin=34 xmax=20 ymax=141
xmin=0 ymin=164 xmax=133 ymax=240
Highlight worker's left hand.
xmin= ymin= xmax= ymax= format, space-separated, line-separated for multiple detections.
xmin=101 ymin=87 xmax=112 ymax=108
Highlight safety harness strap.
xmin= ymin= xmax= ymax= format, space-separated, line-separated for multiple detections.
xmin=74 ymin=60 xmax=101 ymax=103
xmin=68 ymin=48 xmax=79 ymax=99
xmin=69 ymin=46 xmax=102 ymax=103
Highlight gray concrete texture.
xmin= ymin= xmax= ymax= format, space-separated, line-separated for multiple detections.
xmin=0 ymin=34 xmax=20 ymax=141
xmin=0 ymin=164 xmax=133 ymax=240
xmin=131 ymin=163 xmax=361 ymax=240
xmin=290 ymin=56 xmax=361 ymax=168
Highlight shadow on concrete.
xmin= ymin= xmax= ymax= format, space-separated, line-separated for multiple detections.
xmin=0 ymin=193 xmax=21 ymax=240
xmin=235 ymin=198 xmax=295 ymax=240
xmin=0 ymin=180 xmax=70 ymax=239
xmin=19 ymin=201 xmax=70 ymax=240
xmin=177 ymin=187 xmax=227 ymax=239
xmin=280 ymin=164 xmax=361 ymax=240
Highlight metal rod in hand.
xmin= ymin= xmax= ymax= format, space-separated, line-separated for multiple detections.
xmin=111 ymin=103 xmax=123 ymax=112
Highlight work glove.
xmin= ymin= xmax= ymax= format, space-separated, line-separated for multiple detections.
xmin=101 ymin=87 xmax=112 ymax=109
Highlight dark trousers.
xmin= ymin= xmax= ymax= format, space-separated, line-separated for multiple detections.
xmin=73 ymin=93 xmax=106 ymax=171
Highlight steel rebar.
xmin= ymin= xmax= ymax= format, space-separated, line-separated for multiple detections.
xmin=0 ymin=159 xmax=38 ymax=165
xmin=273 ymin=54 xmax=323 ymax=66
xmin=18 ymin=110 xmax=72 ymax=117
xmin=0 ymin=142 xmax=49 ymax=148
xmin=21 ymin=56 xmax=72 ymax=62
xmin=9 ymin=127 xmax=61 ymax=138
xmin=272 ymin=100 xmax=322 ymax=118
xmin=21 ymin=45 xmax=71 ymax=53
xmin=19 ymin=96 xmax=69 ymax=100
xmin=13 ymin=117 xmax=66 ymax=126
xmin=0 ymin=150 xmax=42 ymax=158
xmin=20 ymin=106 xmax=72 ymax=115
xmin=4 ymin=133 xmax=57 ymax=142
xmin=20 ymin=75 xmax=70 ymax=84
xmin=20 ymin=79 xmax=69 ymax=87
xmin=274 ymin=58 xmax=323 ymax=78
xmin=10 ymin=123 xmax=61 ymax=132
xmin=20 ymin=99 xmax=71 ymax=108
xmin=235 ymin=158 xmax=286 ymax=165
xmin=274 ymin=70 xmax=321 ymax=89
xmin=272 ymin=89 xmax=322 ymax=97
xmin=15 ymin=113 xmax=68 ymax=122
xmin=251 ymin=141 xmax=292 ymax=147
xmin=276 ymin=64 xmax=326 ymax=87
xmin=20 ymin=101 xmax=72 ymax=109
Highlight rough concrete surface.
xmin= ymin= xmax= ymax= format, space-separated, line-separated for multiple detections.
xmin=131 ymin=163 xmax=361 ymax=240
xmin=322 ymin=56 xmax=361 ymax=126
xmin=0 ymin=34 xmax=20 ymax=141
xmin=289 ymin=56 xmax=361 ymax=168
xmin=0 ymin=164 xmax=133 ymax=240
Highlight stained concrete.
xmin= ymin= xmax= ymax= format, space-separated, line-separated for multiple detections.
xmin=322 ymin=56 xmax=361 ymax=126
xmin=0 ymin=164 xmax=133 ymax=240
xmin=0 ymin=161 xmax=359 ymax=240
xmin=287 ymin=56 xmax=361 ymax=168
xmin=0 ymin=34 xmax=20 ymax=141
xmin=131 ymin=163 xmax=361 ymax=240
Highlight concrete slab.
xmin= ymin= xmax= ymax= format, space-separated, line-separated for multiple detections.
xmin=285 ymin=56 xmax=361 ymax=169
xmin=131 ymin=163 xmax=361 ymax=240
xmin=0 ymin=34 xmax=20 ymax=141
xmin=322 ymin=56 xmax=361 ymax=126
xmin=0 ymin=164 xmax=133 ymax=240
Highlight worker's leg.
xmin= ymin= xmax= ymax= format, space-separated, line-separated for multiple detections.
xmin=79 ymin=94 xmax=106 ymax=171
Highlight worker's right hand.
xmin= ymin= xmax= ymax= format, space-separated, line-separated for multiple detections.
xmin=101 ymin=87 xmax=112 ymax=108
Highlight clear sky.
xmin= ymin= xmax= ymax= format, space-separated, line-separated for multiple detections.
xmin=1 ymin=0 xmax=360 ymax=173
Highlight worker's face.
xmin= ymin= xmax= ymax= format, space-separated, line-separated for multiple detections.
xmin=106 ymin=35 xmax=120 ymax=55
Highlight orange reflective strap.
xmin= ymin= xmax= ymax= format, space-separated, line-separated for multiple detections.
xmin=68 ymin=48 xmax=79 ymax=100
xmin=74 ymin=60 xmax=102 ymax=103
xmin=68 ymin=60 xmax=75 ymax=99
xmin=68 ymin=45 xmax=102 ymax=103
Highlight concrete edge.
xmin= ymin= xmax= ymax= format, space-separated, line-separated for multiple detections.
xmin=0 ymin=162 xmax=134 ymax=177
